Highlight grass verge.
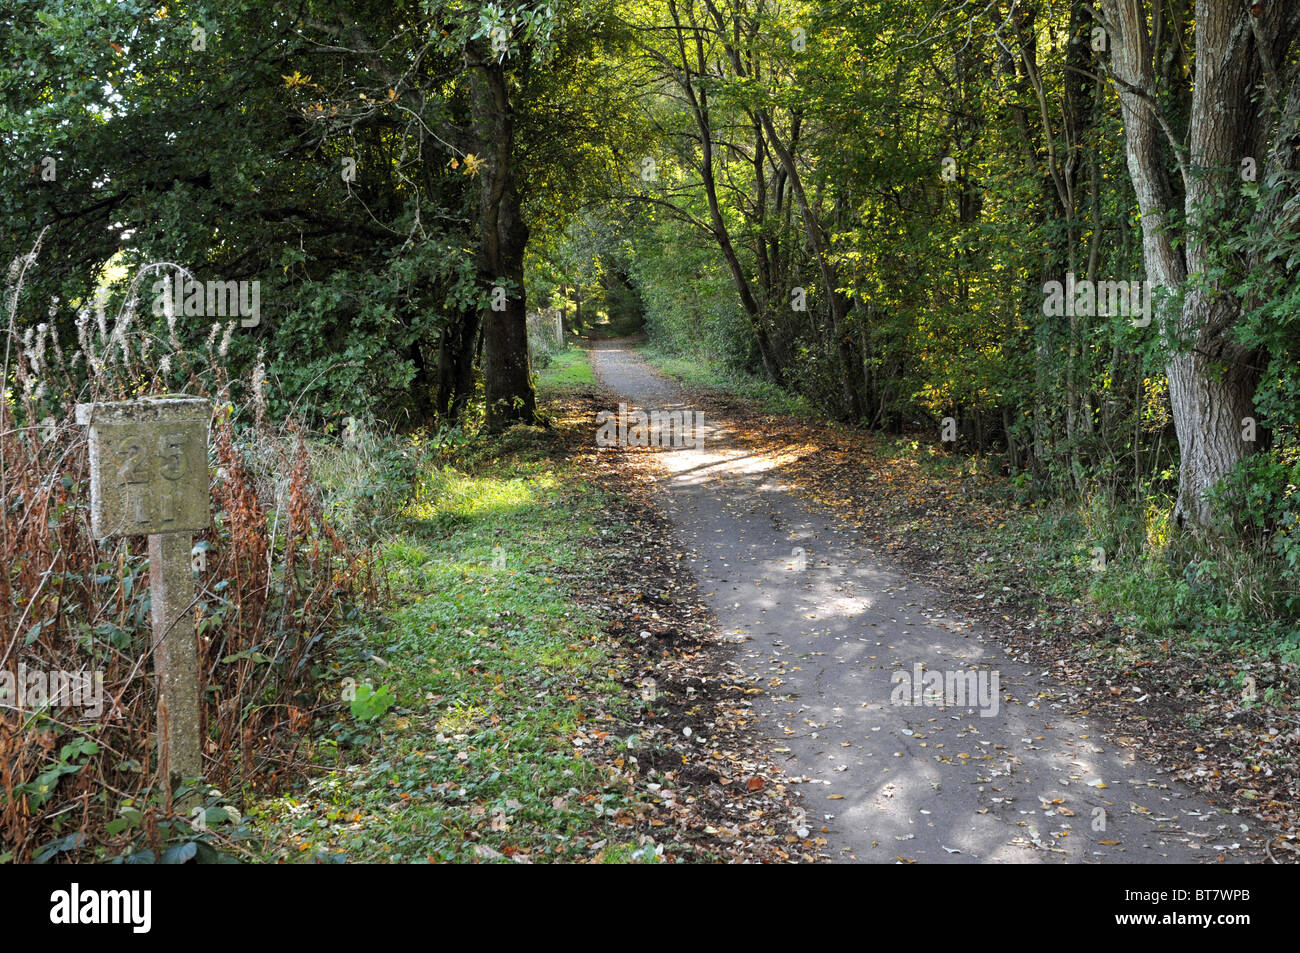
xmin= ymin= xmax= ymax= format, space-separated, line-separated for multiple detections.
xmin=249 ymin=349 xmax=806 ymax=863
xmin=250 ymin=395 xmax=655 ymax=861
xmin=537 ymin=346 xmax=597 ymax=390
xmin=640 ymin=344 xmax=817 ymax=418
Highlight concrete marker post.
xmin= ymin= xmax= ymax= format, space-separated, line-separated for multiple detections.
xmin=76 ymin=397 xmax=210 ymax=807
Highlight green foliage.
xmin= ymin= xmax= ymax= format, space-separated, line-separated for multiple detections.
xmin=1209 ymin=455 xmax=1300 ymax=535
xmin=18 ymin=738 xmax=99 ymax=810
xmin=1232 ymin=166 xmax=1300 ymax=463
xmin=309 ymin=416 xmax=433 ymax=541
xmin=350 ymin=684 xmax=396 ymax=723
xmin=1207 ymin=454 xmax=1300 ymax=615
xmin=642 ymin=346 xmax=816 ymax=418
xmin=630 ymin=215 xmax=756 ymax=367
xmin=3 ymin=0 xmax=634 ymax=432
xmin=536 ymin=345 xmax=596 ymax=390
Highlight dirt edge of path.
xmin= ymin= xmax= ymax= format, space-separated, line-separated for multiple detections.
xmin=547 ymin=386 xmax=822 ymax=862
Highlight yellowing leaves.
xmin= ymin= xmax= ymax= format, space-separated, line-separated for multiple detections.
xmin=282 ymin=70 xmax=313 ymax=89
xmin=461 ymin=153 xmax=485 ymax=177
xmin=449 ymin=154 xmax=485 ymax=177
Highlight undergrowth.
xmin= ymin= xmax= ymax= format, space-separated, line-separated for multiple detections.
xmin=2 ymin=241 xmax=372 ymax=862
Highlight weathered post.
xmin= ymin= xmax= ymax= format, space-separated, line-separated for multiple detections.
xmin=76 ymin=397 xmax=210 ymax=802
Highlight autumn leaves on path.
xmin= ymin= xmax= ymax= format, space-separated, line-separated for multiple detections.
xmin=587 ymin=340 xmax=1261 ymax=864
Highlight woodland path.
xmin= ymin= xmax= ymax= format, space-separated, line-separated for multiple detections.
xmin=588 ymin=338 xmax=1255 ymax=864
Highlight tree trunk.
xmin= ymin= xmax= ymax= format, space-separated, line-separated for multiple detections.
xmin=436 ymin=304 xmax=480 ymax=421
xmin=757 ymin=111 xmax=862 ymax=418
xmin=1102 ymin=0 xmax=1295 ymax=525
xmin=471 ymin=60 xmax=536 ymax=431
xmin=662 ymin=0 xmax=786 ymax=385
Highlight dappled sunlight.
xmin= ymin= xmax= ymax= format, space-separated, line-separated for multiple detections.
xmin=585 ymin=340 xmax=1244 ymax=864
xmin=10 ymin=0 xmax=1296 ymax=874
xmin=404 ymin=468 xmax=552 ymax=523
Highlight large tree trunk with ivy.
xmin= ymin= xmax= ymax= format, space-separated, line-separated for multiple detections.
xmin=1103 ymin=1 xmax=1298 ymax=526
xmin=472 ymin=58 xmax=536 ymax=430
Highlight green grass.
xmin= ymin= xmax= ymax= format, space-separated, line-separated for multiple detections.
xmin=640 ymin=344 xmax=817 ymax=418
xmin=249 ymin=436 xmax=662 ymax=863
xmin=536 ymin=347 xmax=597 ymax=391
